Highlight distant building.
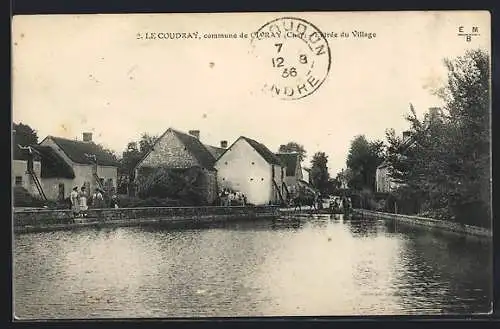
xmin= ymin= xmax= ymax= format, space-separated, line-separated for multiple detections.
xmin=276 ymin=152 xmax=303 ymax=198
xmin=12 ymin=145 xmax=42 ymax=197
xmin=134 ymin=128 xmax=222 ymax=204
xmin=215 ymin=136 xmax=286 ymax=205
xmin=375 ymin=129 xmax=415 ymax=193
xmin=375 ymin=161 xmax=399 ymax=193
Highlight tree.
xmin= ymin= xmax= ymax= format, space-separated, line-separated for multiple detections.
xmin=13 ymin=122 xmax=39 ymax=160
xmin=346 ymin=135 xmax=385 ymax=191
xmin=13 ymin=122 xmax=38 ymax=146
xmin=120 ymin=134 xmax=158 ymax=175
xmin=119 ymin=133 xmax=158 ymax=195
xmin=385 ymin=49 xmax=491 ymax=226
xmin=310 ymin=152 xmax=330 ymax=194
xmin=278 ymin=142 xmax=307 ymax=162
xmin=139 ymin=133 xmax=157 ymax=154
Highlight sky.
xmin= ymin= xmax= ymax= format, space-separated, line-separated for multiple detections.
xmin=12 ymin=11 xmax=490 ymax=175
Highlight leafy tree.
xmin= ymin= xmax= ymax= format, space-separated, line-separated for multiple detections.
xmin=119 ymin=133 xmax=158 ymax=187
xmin=310 ymin=152 xmax=330 ymax=194
xmin=136 ymin=166 xmax=206 ymax=205
xmin=13 ymin=122 xmax=38 ymax=152
xmin=346 ymin=135 xmax=385 ymax=191
xmin=139 ymin=133 xmax=157 ymax=154
xmin=13 ymin=122 xmax=38 ymax=160
xmin=278 ymin=142 xmax=307 ymax=162
xmin=116 ymin=134 xmax=158 ymax=195
xmin=385 ymin=49 xmax=490 ymax=226
xmin=13 ymin=122 xmax=38 ymax=146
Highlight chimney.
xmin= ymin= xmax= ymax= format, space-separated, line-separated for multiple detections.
xmin=82 ymin=132 xmax=93 ymax=142
xmin=220 ymin=140 xmax=228 ymax=149
xmin=428 ymin=107 xmax=441 ymax=115
xmin=188 ymin=130 xmax=200 ymax=140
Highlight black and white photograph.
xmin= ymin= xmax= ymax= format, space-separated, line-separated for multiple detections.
xmin=11 ymin=11 xmax=492 ymax=319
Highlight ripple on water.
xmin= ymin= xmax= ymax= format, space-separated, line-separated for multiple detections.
xmin=13 ymin=217 xmax=492 ymax=319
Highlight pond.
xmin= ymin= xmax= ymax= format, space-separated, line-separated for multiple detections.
xmin=13 ymin=214 xmax=492 ymax=319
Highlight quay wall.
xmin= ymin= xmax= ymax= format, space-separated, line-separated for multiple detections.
xmin=353 ymin=209 xmax=492 ymax=238
xmin=13 ymin=206 xmax=280 ymax=234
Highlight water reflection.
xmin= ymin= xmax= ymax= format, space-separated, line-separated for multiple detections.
xmin=13 ymin=216 xmax=492 ymax=319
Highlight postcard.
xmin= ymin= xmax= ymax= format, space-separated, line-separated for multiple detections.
xmin=12 ymin=11 xmax=492 ymax=319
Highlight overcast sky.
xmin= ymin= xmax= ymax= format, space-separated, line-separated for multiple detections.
xmin=12 ymin=11 xmax=490 ymax=175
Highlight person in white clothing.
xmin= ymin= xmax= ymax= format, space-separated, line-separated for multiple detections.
xmin=70 ymin=186 xmax=80 ymax=218
xmin=79 ymin=186 xmax=89 ymax=217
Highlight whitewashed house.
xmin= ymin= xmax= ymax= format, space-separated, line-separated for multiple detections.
xmin=12 ymin=146 xmax=43 ymax=197
xmin=215 ymin=136 xmax=287 ymax=206
xmin=37 ymin=133 xmax=119 ymax=200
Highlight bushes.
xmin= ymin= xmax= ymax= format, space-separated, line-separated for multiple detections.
xmin=13 ymin=186 xmax=59 ymax=208
xmin=136 ymin=166 xmax=207 ymax=205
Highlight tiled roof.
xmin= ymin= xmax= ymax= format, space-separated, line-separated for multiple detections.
xmin=170 ymin=129 xmax=217 ymax=169
xmin=204 ymin=144 xmax=225 ymax=159
xmin=276 ymin=153 xmax=300 ymax=176
xmin=32 ymin=145 xmax=75 ymax=179
xmin=240 ymin=137 xmax=282 ymax=165
xmin=47 ymin=136 xmax=120 ymax=166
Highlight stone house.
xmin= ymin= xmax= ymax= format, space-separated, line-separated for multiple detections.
xmin=275 ymin=152 xmax=303 ymax=199
xmin=38 ymin=133 xmax=119 ymax=200
xmin=134 ymin=128 xmax=224 ymax=204
xmin=215 ymin=136 xmax=287 ymax=206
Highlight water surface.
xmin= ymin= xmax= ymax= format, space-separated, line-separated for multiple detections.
xmin=13 ymin=215 xmax=492 ymax=319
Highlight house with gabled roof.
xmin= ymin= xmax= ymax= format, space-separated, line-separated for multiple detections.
xmin=133 ymin=128 xmax=225 ymax=204
xmin=12 ymin=145 xmax=43 ymax=197
xmin=38 ymin=132 xmax=120 ymax=199
xmin=275 ymin=152 xmax=303 ymax=199
xmin=214 ymin=136 xmax=287 ymax=206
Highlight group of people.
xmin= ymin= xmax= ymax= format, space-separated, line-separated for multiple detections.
xmin=329 ymin=196 xmax=353 ymax=214
xmin=218 ymin=188 xmax=247 ymax=206
xmin=69 ymin=186 xmax=119 ymax=218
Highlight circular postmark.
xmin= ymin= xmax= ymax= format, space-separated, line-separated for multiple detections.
xmin=250 ymin=17 xmax=331 ymax=100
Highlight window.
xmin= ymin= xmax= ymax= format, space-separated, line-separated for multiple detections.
xmin=261 ymin=178 xmax=264 ymax=181
xmin=251 ymin=162 xmax=255 ymax=165
xmin=225 ymin=161 xmax=228 ymax=165
xmin=222 ymin=178 xmax=225 ymax=181
xmin=250 ymin=178 xmax=253 ymax=181
xmin=15 ymin=176 xmax=22 ymax=186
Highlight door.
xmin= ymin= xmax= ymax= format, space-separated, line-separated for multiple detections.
xmin=58 ymin=183 xmax=65 ymax=201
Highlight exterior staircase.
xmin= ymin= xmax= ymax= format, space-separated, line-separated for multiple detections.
xmin=27 ymin=168 xmax=47 ymax=201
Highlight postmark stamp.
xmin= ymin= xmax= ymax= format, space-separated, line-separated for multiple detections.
xmin=250 ymin=17 xmax=332 ymax=100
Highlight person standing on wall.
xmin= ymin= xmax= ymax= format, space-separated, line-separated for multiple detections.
xmin=70 ymin=186 xmax=80 ymax=218
xmin=79 ymin=186 xmax=89 ymax=217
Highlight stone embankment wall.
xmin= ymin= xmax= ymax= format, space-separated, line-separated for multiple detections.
xmin=13 ymin=206 xmax=280 ymax=233
xmin=353 ymin=209 xmax=492 ymax=238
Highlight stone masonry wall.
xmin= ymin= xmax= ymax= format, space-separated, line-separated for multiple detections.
xmin=353 ymin=209 xmax=492 ymax=238
xmin=138 ymin=130 xmax=199 ymax=169
xmin=13 ymin=206 xmax=280 ymax=233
